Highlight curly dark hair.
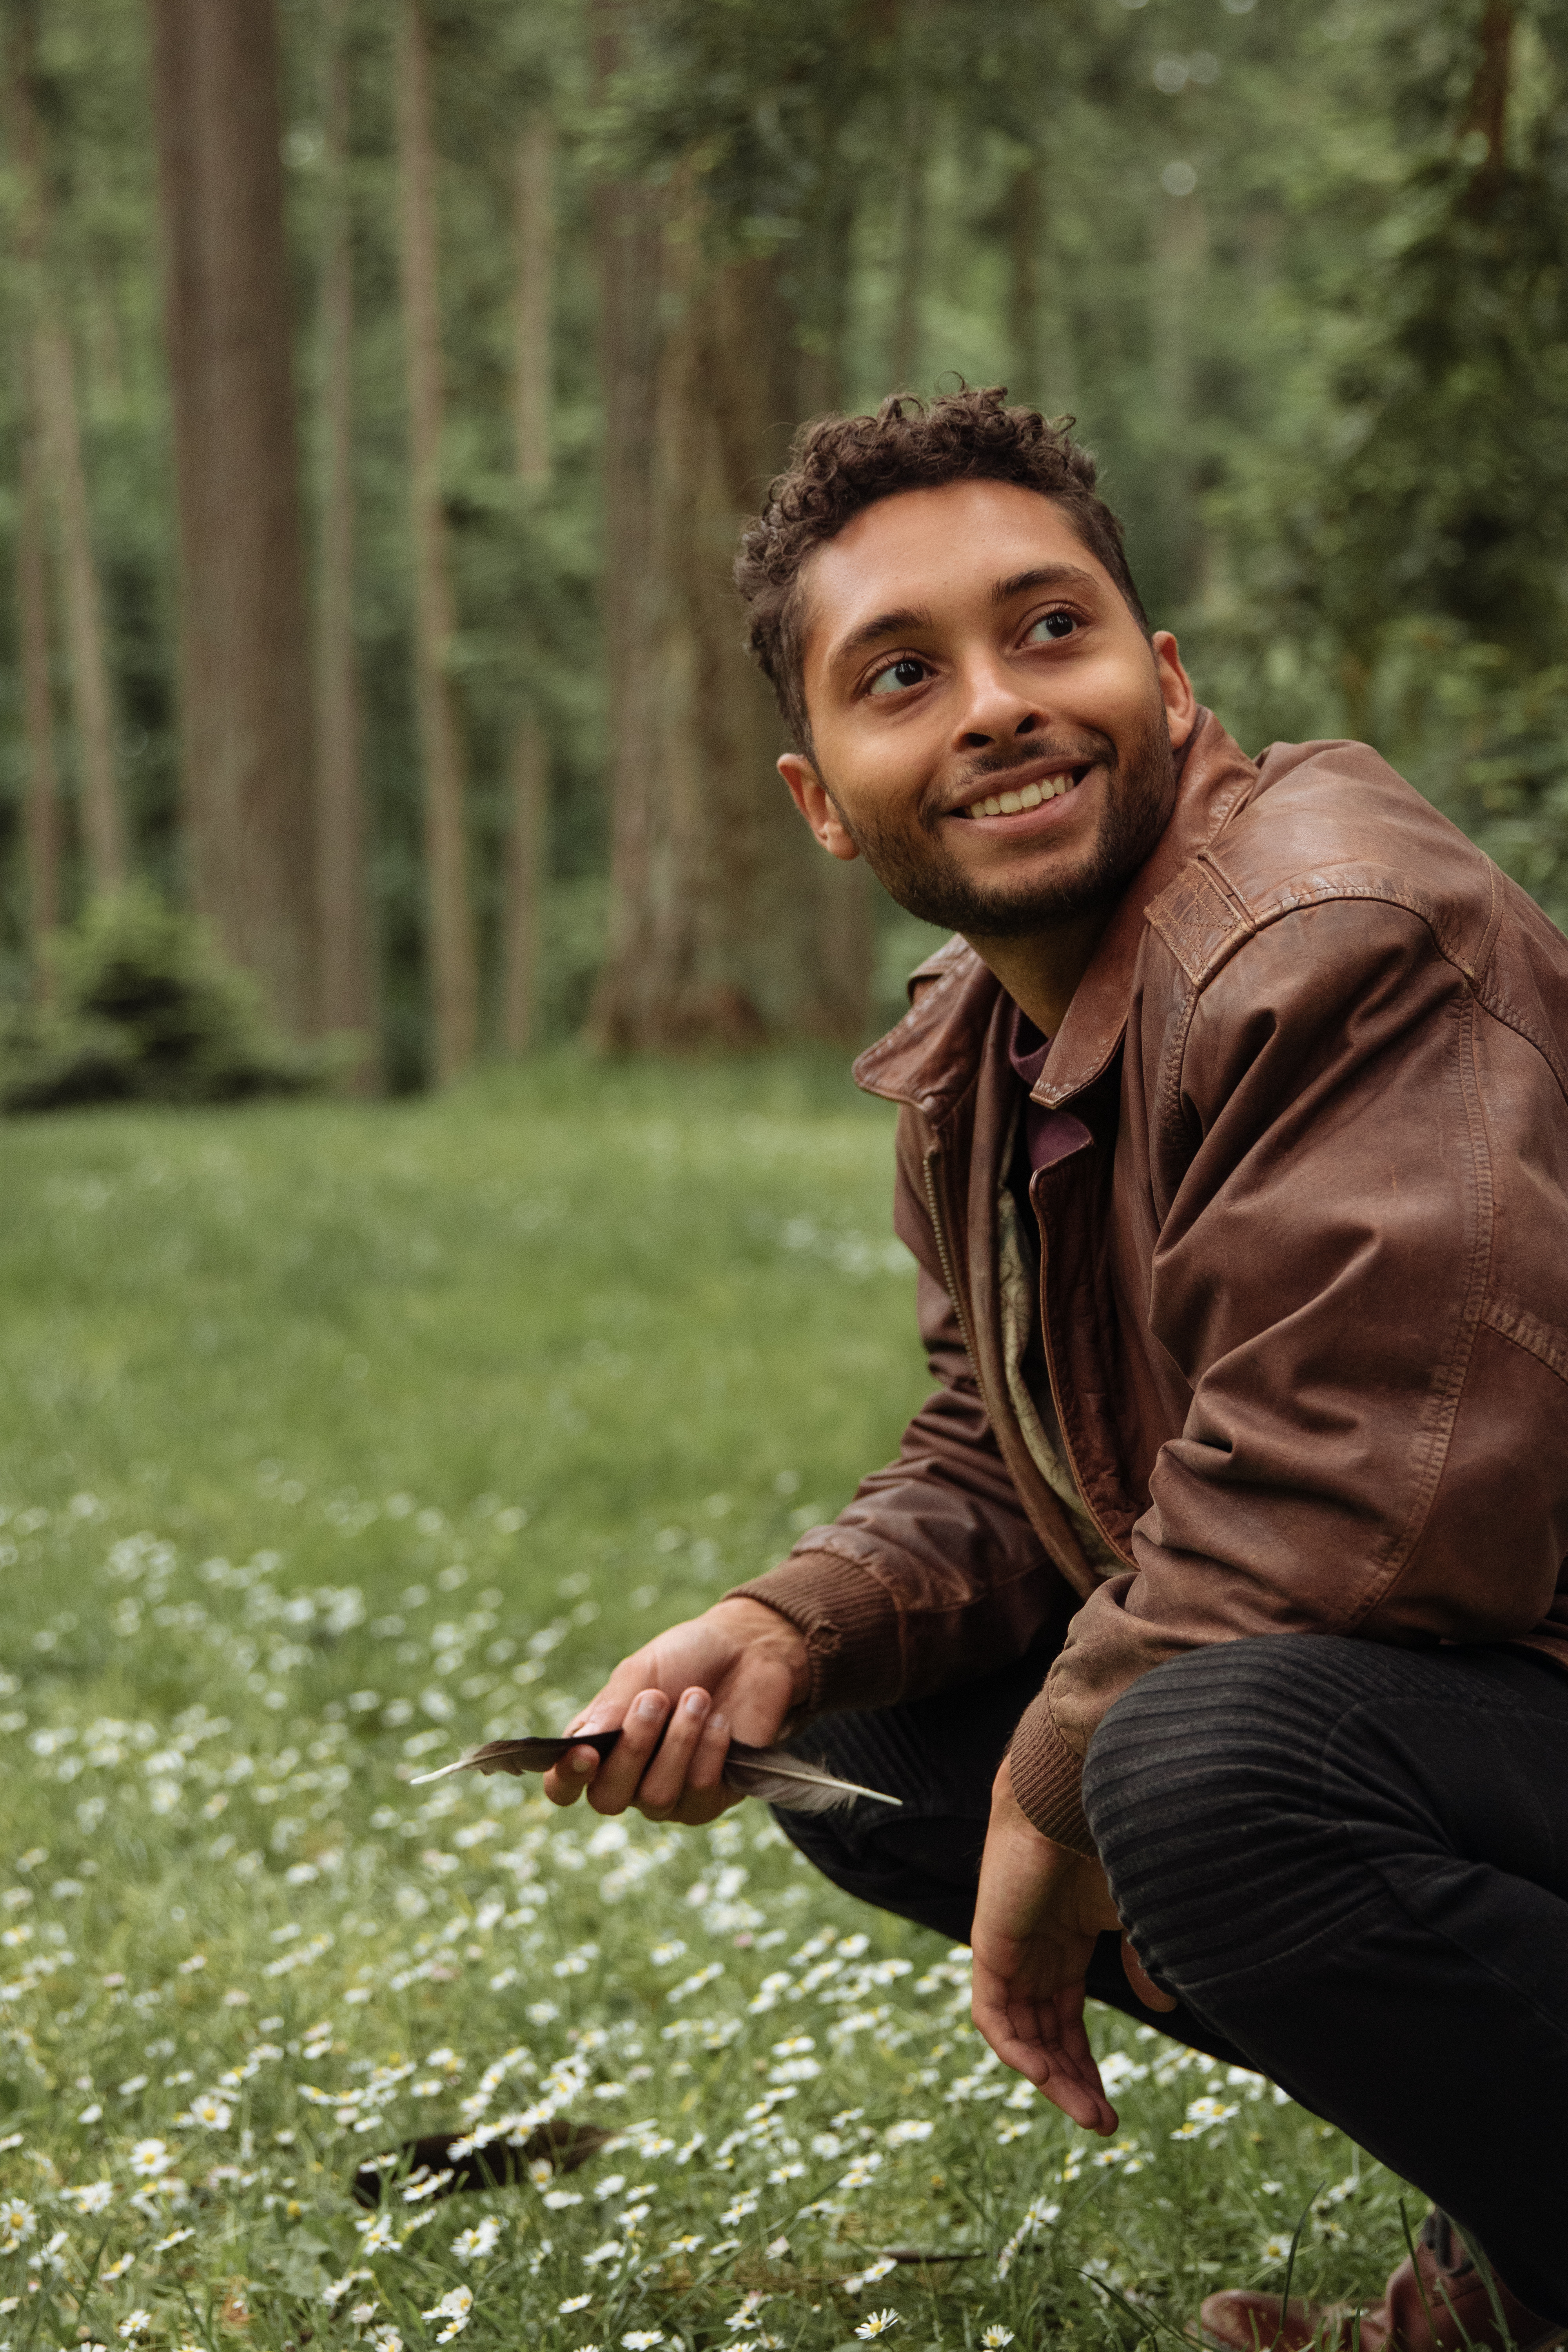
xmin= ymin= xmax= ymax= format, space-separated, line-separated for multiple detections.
xmin=734 ymin=386 xmax=1150 ymax=754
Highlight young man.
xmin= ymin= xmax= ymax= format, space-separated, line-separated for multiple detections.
xmin=544 ymin=389 xmax=1568 ymax=2339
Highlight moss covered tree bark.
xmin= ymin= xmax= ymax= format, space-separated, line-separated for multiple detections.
xmin=147 ymin=0 xmax=318 ymax=1033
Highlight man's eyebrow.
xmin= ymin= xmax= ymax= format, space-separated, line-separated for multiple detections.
xmin=990 ymin=563 xmax=1101 ymax=605
xmin=826 ymin=604 xmax=935 ymax=670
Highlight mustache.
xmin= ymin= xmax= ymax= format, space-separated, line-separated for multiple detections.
xmin=922 ymin=732 xmax=1115 ymax=826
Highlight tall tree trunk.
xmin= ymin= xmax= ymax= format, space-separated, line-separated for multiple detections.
xmin=1462 ymin=0 xmax=1512 ymax=209
xmin=1152 ymin=189 xmax=1209 ymax=599
xmin=35 ymin=318 xmax=127 ymax=893
xmin=889 ymin=96 xmax=926 ymax=392
xmin=1007 ymin=151 xmax=1079 ymax=416
xmin=500 ymin=113 xmax=555 ymax=1055
xmin=514 ymin=114 xmax=554 ymax=488
xmin=315 ymin=0 xmax=379 ymax=1083
xmin=5 ymin=6 xmax=125 ymax=896
xmin=589 ymin=167 xmax=871 ymax=1051
xmin=1008 ymin=156 xmax=1042 ymax=408
xmin=500 ymin=718 xmax=546 ymax=1054
xmin=147 ymin=0 xmax=318 ymax=1034
xmin=795 ymin=161 xmax=854 ymax=419
xmin=587 ymin=5 xmax=668 ymax=1047
xmin=16 ymin=421 xmax=61 ymax=993
xmin=395 ymin=0 xmax=477 ymax=1084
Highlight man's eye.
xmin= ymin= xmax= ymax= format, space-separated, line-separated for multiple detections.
xmin=867 ymin=656 xmax=928 ymax=695
xmin=1026 ymin=611 xmax=1078 ymax=643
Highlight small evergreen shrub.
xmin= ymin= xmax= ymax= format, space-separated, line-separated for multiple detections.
xmin=0 ymin=889 xmax=339 ymax=1113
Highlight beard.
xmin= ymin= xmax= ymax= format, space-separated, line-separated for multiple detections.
xmin=826 ymin=697 xmax=1179 ymax=940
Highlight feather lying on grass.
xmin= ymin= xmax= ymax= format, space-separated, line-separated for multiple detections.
xmin=410 ymin=1727 xmax=900 ymax=1813
xmin=352 ymin=2118 xmax=617 ymax=2206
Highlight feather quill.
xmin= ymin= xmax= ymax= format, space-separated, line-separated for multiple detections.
xmin=410 ymin=1727 xmax=898 ymax=1813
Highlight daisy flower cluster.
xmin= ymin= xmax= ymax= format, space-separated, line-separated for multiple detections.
xmin=0 ymin=1486 xmax=1405 ymax=2351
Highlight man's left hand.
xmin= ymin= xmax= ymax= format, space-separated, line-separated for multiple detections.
xmin=970 ymin=1759 xmax=1176 ymax=2136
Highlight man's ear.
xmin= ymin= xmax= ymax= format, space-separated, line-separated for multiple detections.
xmin=1152 ymin=631 xmax=1198 ymax=750
xmin=779 ymin=753 xmax=860 ymax=863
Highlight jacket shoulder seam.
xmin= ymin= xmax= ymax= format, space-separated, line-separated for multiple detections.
xmin=1481 ymin=1299 xmax=1568 ymax=1389
xmin=1170 ymin=877 xmax=1567 ymax=1111
xmin=1220 ymin=876 xmax=1568 ymax=1110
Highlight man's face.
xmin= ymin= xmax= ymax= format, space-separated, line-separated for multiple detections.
xmin=779 ymin=481 xmax=1197 ymax=939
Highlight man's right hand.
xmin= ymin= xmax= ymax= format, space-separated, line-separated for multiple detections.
xmin=539 ymin=1596 xmax=810 ymax=1824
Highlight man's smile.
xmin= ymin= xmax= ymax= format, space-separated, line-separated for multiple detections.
xmin=946 ymin=757 xmax=1097 ymax=826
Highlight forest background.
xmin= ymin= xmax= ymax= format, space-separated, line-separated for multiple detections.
xmin=1 ymin=0 xmax=1566 ymax=1093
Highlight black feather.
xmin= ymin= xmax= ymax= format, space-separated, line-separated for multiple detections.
xmin=411 ymin=1730 xmax=898 ymax=1812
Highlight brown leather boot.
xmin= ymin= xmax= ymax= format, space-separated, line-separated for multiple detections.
xmin=1200 ymin=2208 xmax=1564 ymax=2352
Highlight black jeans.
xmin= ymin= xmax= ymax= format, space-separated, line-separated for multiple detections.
xmin=776 ymin=1634 xmax=1568 ymax=2320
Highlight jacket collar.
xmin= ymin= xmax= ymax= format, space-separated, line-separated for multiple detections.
xmin=853 ymin=708 xmax=1259 ymax=1119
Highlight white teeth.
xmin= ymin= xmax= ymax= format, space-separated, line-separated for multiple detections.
xmin=960 ymin=773 xmax=1079 ymax=817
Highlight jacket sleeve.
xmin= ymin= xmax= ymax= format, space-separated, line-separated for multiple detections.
xmin=1009 ymin=891 xmax=1568 ymax=1854
xmin=726 ymin=1104 xmax=1070 ymax=1717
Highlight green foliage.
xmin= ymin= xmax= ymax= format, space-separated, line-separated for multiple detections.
xmin=1196 ymin=0 xmax=1568 ymax=833
xmin=0 ymin=1065 xmax=1409 ymax=2339
xmin=2 ymin=0 xmax=1566 ymax=1062
xmin=0 ymin=887 xmax=340 ymax=1112
xmin=1381 ymin=630 xmax=1568 ymax=929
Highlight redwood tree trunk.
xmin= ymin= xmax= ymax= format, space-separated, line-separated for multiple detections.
xmin=1462 ymin=0 xmax=1512 ymax=209
xmin=589 ymin=164 xmax=871 ymax=1051
xmin=35 ymin=318 xmax=126 ymax=893
xmin=889 ymin=98 xmax=926 ymax=392
xmin=315 ymin=0 xmax=379 ymax=1082
xmin=500 ymin=113 xmax=555 ymax=1055
xmin=513 ymin=114 xmax=554 ymax=490
xmin=395 ymin=0 xmax=477 ymax=1084
xmin=147 ymin=0 xmax=318 ymax=1034
xmin=16 ymin=421 xmax=61 ymax=989
xmin=1008 ymin=156 xmax=1042 ymax=408
xmin=6 ymin=8 xmax=125 ymax=897
xmin=500 ymin=718 xmax=546 ymax=1054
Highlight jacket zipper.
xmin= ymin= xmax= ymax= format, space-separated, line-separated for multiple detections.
xmin=922 ymin=1143 xmax=984 ymax=1394
xmin=1032 ymin=1175 xmax=1134 ymax=1572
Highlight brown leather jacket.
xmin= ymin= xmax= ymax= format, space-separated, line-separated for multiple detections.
xmin=731 ymin=710 xmax=1568 ymax=1855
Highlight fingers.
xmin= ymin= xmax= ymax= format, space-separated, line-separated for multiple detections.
xmin=1120 ymin=1933 xmax=1178 ymax=2014
xmin=541 ymin=1661 xmax=649 ymax=1806
xmin=971 ymin=1964 xmax=1037 ymax=2069
xmin=631 ymin=1688 xmax=729 ymax=1818
xmin=541 ymin=1740 xmax=600 ymax=1807
xmin=578 ymin=1686 xmax=673 ymax=1814
xmin=1037 ymin=2053 xmax=1118 ymax=2137
xmin=1047 ymin=1998 xmax=1118 ymax=2136
xmin=540 ymin=1706 xmax=620 ymax=1808
xmin=971 ymin=1970 xmax=1117 ymax=2138
xmin=572 ymin=1684 xmax=733 ymax=1818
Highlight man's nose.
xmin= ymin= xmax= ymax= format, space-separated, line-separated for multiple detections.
xmin=953 ymin=654 xmax=1045 ymax=751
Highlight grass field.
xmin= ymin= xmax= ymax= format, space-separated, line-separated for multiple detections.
xmin=0 ymin=1056 xmax=1412 ymax=2352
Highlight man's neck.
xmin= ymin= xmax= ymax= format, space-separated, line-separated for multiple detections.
xmin=963 ymin=905 xmax=1115 ymax=1038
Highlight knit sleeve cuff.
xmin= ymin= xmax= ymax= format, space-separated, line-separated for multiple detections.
xmin=1006 ymin=1690 xmax=1097 ymax=1858
xmin=723 ymin=1548 xmax=904 ymax=1718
